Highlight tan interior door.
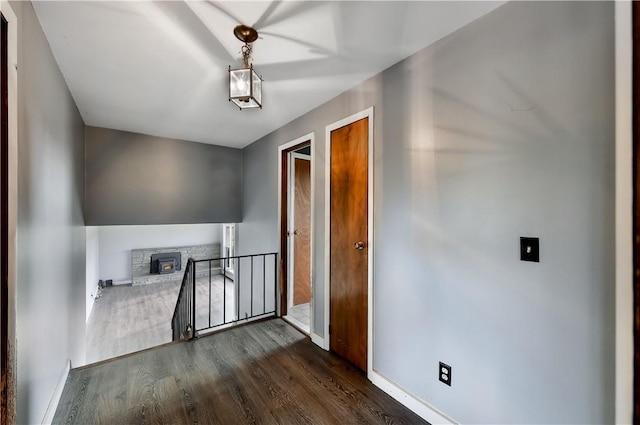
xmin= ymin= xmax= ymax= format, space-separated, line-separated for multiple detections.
xmin=292 ymin=156 xmax=311 ymax=305
xmin=329 ymin=117 xmax=368 ymax=372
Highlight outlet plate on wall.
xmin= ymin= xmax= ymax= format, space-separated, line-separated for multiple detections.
xmin=439 ymin=362 xmax=451 ymax=386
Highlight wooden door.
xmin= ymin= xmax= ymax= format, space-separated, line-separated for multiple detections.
xmin=292 ymin=156 xmax=311 ymax=305
xmin=329 ymin=117 xmax=368 ymax=372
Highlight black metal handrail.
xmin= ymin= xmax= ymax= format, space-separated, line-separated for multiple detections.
xmin=171 ymin=257 xmax=195 ymax=341
xmin=171 ymin=252 xmax=278 ymax=341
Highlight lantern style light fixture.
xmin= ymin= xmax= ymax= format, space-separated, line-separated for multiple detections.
xmin=229 ymin=24 xmax=262 ymax=110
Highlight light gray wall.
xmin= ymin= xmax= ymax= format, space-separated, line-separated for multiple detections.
xmin=13 ymin=1 xmax=87 ymax=423
xmin=93 ymin=223 xmax=222 ymax=283
xmin=240 ymin=2 xmax=614 ymax=423
xmin=85 ymin=126 xmax=242 ymax=225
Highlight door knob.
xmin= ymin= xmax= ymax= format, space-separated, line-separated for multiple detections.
xmin=354 ymin=241 xmax=365 ymax=250
xmin=294 ymin=229 xmax=301 ymax=235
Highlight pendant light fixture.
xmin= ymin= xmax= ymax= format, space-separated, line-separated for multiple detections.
xmin=228 ymin=24 xmax=262 ymax=110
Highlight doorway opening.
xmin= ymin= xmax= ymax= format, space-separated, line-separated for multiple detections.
xmin=279 ymin=134 xmax=314 ymax=335
xmin=222 ymin=223 xmax=236 ymax=279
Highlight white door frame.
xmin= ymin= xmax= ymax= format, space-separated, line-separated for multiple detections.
xmin=277 ymin=133 xmax=315 ymax=335
xmin=0 ymin=1 xmax=18 ymax=423
xmin=287 ymin=152 xmax=311 ymax=311
xmin=222 ymin=223 xmax=235 ymax=279
xmin=324 ymin=107 xmax=374 ymax=376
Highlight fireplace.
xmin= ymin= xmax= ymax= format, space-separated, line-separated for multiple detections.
xmin=150 ymin=252 xmax=182 ymax=274
xmin=158 ymin=258 xmax=175 ymax=274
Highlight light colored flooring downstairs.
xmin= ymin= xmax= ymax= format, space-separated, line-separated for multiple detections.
xmin=87 ymin=273 xmax=314 ymax=364
xmin=56 ymin=319 xmax=427 ymax=425
xmin=87 ymin=275 xmax=235 ymax=364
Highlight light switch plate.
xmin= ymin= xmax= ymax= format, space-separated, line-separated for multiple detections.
xmin=520 ymin=237 xmax=539 ymax=262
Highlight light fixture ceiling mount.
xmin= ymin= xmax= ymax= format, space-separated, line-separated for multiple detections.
xmin=228 ymin=24 xmax=262 ymax=110
xmin=233 ymin=24 xmax=258 ymax=44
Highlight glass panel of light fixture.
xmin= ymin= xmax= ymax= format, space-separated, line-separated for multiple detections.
xmin=252 ymin=70 xmax=262 ymax=105
xmin=230 ymin=69 xmax=251 ymax=98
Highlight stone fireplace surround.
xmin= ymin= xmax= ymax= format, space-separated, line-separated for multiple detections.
xmin=131 ymin=243 xmax=221 ymax=285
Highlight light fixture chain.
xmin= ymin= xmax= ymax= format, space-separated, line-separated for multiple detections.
xmin=241 ymin=42 xmax=252 ymax=68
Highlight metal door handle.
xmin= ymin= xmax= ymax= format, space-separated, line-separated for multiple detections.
xmin=294 ymin=229 xmax=301 ymax=235
xmin=354 ymin=241 xmax=365 ymax=250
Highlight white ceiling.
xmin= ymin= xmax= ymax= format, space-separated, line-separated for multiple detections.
xmin=32 ymin=1 xmax=504 ymax=149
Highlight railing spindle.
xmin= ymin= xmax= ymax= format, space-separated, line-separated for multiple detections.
xmin=208 ymin=259 xmax=212 ymax=328
xmin=250 ymin=256 xmax=254 ymax=317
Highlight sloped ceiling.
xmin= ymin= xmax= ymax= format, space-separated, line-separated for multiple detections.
xmin=33 ymin=1 xmax=504 ymax=148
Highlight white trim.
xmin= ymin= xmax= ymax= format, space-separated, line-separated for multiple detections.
xmin=310 ymin=332 xmax=325 ymax=349
xmin=277 ymin=133 xmax=315 ymax=326
xmin=222 ymin=223 xmax=236 ymax=276
xmin=323 ymin=107 xmax=375 ymax=360
xmin=1 ymin=3 xmax=19 ymax=420
xmin=282 ymin=314 xmax=310 ymax=335
xmin=309 ymin=141 xmax=316 ymax=339
xmin=42 ymin=360 xmax=71 ymax=425
xmin=370 ymin=371 xmax=457 ymax=425
xmin=615 ymin=1 xmax=633 ymax=423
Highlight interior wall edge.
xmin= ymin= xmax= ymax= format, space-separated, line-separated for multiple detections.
xmin=615 ymin=0 xmax=634 ymax=423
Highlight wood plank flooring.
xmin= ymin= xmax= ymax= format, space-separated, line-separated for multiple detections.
xmin=57 ymin=319 xmax=427 ymax=425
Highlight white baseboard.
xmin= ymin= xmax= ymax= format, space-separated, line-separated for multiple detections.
xmin=42 ymin=359 xmax=71 ymax=425
xmin=370 ymin=370 xmax=456 ymax=425
xmin=282 ymin=315 xmax=310 ymax=335
xmin=310 ymin=332 xmax=327 ymax=350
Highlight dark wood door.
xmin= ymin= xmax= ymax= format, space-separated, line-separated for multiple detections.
xmin=329 ymin=117 xmax=368 ymax=372
xmin=293 ymin=157 xmax=311 ymax=305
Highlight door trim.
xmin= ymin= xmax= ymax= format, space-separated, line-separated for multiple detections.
xmin=614 ymin=1 xmax=634 ymax=423
xmin=277 ymin=133 xmax=315 ymax=334
xmin=631 ymin=1 xmax=640 ymax=422
xmin=324 ymin=107 xmax=374 ymax=375
xmin=0 ymin=2 xmax=18 ymax=423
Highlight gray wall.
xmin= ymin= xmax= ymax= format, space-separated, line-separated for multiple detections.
xmin=12 ymin=1 xmax=87 ymax=423
xmin=240 ymin=2 xmax=614 ymax=423
xmin=85 ymin=126 xmax=242 ymax=225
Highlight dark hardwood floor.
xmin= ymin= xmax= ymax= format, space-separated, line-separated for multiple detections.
xmin=54 ymin=318 xmax=427 ymax=425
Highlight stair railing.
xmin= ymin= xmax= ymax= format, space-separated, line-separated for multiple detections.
xmin=171 ymin=252 xmax=278 ymax=341
xmin=171 ymin=258 xmax=195 ymax=341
